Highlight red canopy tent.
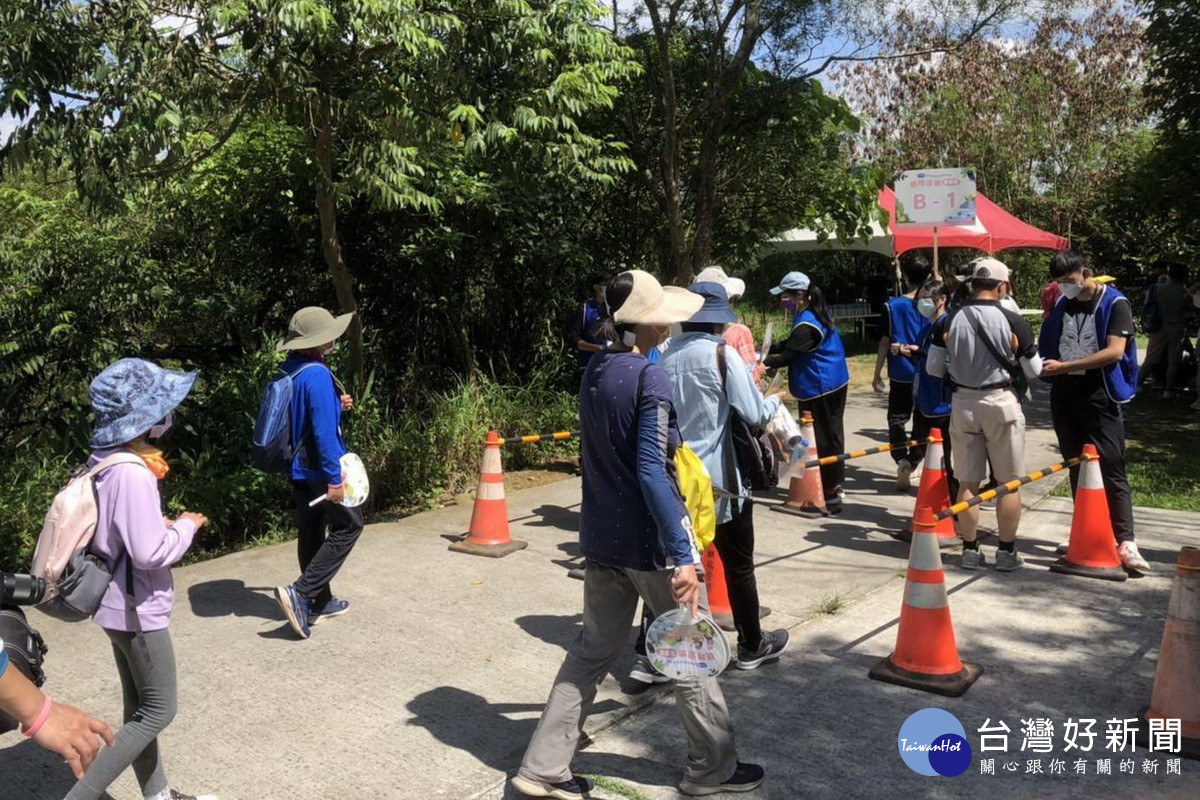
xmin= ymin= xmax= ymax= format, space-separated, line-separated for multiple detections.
xmin=878 ymin=186 xmax=1068 ymax=255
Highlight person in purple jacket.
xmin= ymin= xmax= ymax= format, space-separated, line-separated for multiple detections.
xmin=271 ymin=307 xmax=361 ymax=640
xmin=66 ymin=358 xmax=215 ymax=800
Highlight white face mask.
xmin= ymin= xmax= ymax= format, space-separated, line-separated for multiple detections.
xmin=149 ymin=412 xmax=173 ymax=439
xmin=1058 ymin=281 xmax=1085 ymax=300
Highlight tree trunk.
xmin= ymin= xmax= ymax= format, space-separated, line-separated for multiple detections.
xmin=312 ymin=96 xmax=365 ymax=385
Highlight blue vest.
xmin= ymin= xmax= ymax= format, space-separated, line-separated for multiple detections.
xmin=885 ymin=296 xmax=928 ymax=382
xmin=913 ymin=314 xmax=951 ymax=417
xmin=576 ymin=299 xmax=604 ymax=366
xmin=1038 ymin=285 xmax=1138 ymax=403
xmin=788 ymin=308 xmax=850 ymax=400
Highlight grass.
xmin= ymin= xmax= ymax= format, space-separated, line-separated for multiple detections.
xmin=583 ymin=774 xmax=652 ymax=800
xmin=812 ymin=592 xmax=848 ymax=616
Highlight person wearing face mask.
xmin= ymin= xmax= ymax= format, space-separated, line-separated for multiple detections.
xmin=911 ymin=279 xmax=958 ymax=503
xmin=1038 ymin=250 xmax=1148 ymax=574
xmin=272 ymin=307 xmax=361 ymax=640
xmin=763 ymin=271 xmax=851 ymax=512
xmin=927 ymin=258 xmax=1042 ymax=572
xmin=513 ymin=270 xmax=763 ymax=799
xmin=66 ymin=358 xmax=216 ymax=800
xmin=871 ymin=252 xmax=933 ymax=491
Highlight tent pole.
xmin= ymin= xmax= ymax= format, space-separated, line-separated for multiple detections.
xmin=932 ymin=226 xmax=940 ymax=280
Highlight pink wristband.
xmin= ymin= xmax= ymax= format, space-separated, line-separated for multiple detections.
xmin=21 ymin=694 xmax=53 ymax=738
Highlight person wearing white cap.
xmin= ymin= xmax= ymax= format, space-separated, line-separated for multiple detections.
xmin=695 ymin=266 xmax=765 ymax=387
xmin=927 ymin=257 xmax=1042 ymax=571
xmin=514 ymin=270 xmax=764 ymax=799
xmin=763 ymin=271 xmax=851 ymax=511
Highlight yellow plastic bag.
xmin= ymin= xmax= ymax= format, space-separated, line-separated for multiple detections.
xmin=674 ymin=444 xmax=716 ymax=553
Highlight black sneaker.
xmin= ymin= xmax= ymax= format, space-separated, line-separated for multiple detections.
xmin=679 ymin=762 xmax=765 ymax=796
xmin=511 ymin=773 xmax=593 ymax=799
xmin=735 ymin=629 xmax=789 ymax=670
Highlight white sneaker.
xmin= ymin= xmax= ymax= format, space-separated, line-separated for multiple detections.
xmin=896 ymin=459 xmax=914 ymax=491
xmin=1118 ymin=541 xmax=1150 ymax=573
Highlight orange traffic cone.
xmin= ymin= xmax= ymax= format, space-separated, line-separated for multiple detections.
xmin=1141 ymin=546 xmax=1200 ymax=759
xmin=900 ymin=428 xmax=956 ymax=546
xmin=870 ymin=506 xmax=982 ymax=697
xmin=771 ymin=411 xmax=827 ymax=518
xmin=701 ymin=544 xmax=735 ymax=632
xmin=449 ymin=431 xmax=528 ymax=558
xmin=1050 ymin=444 xmax=1126 ymax=581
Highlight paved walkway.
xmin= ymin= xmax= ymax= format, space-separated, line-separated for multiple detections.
xmin=2 ymin=384 xmax=1197 ymax=799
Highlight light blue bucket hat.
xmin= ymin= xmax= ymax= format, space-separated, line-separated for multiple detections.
xmin=89 ymin=358 xmax=198 ymax=448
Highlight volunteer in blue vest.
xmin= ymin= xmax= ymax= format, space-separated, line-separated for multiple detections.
xmin=763 ymin=271 xmax=851 ymax=512
xmin=1038 ymin=250 xmax=1150 ymax=574
xmin=912 ymin=278 xmax=958 ymax=503
xmin=567 ymin=271 xmax=613 ymax=368
xmin=871 ymin=252 xmax=932 ymax=491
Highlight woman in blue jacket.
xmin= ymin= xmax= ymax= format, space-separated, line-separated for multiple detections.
xmin=763 ymin=271 xmax=851 ymax=511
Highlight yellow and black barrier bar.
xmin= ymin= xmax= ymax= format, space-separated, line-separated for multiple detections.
xmin=801 ymin=438 xmax=934 ymax=469
xmin=936 ymin=454 xmax=1092 ymax=519
xmin=495 ymin=431 xmax=579 ymax=446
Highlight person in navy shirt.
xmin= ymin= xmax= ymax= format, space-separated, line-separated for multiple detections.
xmin=515 ymin=270 xmax=763 ymax=800
xmin=872 ymin=252 xmax=932 ymax=491
xmin=566 ymin=271 xmax=612 ymax=368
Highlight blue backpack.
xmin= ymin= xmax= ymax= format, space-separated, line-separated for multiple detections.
xmin=251 ymin=362 xmax=322 ymax=473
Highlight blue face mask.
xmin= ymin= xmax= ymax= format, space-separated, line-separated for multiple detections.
xmin=917 ymin=298 xmax=938 ymax=319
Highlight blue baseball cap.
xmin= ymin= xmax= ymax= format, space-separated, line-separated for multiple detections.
xmin=686 ymin=282 xmax=737 ymax=324
xmin=769 ymin=271 xmax=812 ymax=295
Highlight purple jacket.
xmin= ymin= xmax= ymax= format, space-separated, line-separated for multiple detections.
xmin=88 ymin=449 xmax=197 ymax=632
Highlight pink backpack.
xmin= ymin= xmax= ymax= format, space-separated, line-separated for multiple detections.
xmin=30 ymin=452 xmax=148 ymax=622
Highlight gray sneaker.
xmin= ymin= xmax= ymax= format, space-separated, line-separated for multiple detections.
xmin=896 ymin=459 xmax=914 ymax=492
xmin=994 ymin=548 xmax=1025 ymax=572
xmin=960 ymin=548 xmax=986 ymax=570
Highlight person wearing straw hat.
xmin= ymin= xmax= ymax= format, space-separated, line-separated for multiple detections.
xmin=67 ymin=358 xmax=216 ymax=800
xmin=272 ymin=307 xmax=361 ymax=640
xmin=514 ymin=270 xmax=764 ymax=799
xmin=695 ymin=266 xmax=765 ymax=387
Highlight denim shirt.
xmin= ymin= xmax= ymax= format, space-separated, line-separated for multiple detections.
xmin=659 ymin=333 xmax=781 ymax=524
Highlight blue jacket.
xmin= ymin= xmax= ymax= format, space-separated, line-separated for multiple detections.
xmin=788 ymin=309 xmax=850 ymax=400
xmin=282 ymin=355 xmax=347 ymax=485
xmin=913 ymin=314 xmax=951 ymax=417
xmin=1038 ymin=285 xmax=1138 ymax=404
xmin=575 ymin=299 xmax=605 ymax=366
xmin=885 ymin=296 xmax=929 ymax=382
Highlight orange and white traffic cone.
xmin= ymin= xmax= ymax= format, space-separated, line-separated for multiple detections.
xmin=1050 ymin=444 xmax=1126 ymax=581
xmin=870 ymin=506 xmax=982 ymax=697
xmin=1141 ymin=546 xmax=1200 ymax=759
xmin=449 ymin=431 xmax=528 ymax=558
xmin=771 ymin=411 xmax=827 ymax=518
xmin=899 ymin=428 xmax=956 ymax=546
xmin=701 ymin=544 xmax=735 ymax=632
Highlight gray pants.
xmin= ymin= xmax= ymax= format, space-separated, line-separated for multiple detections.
xmin=519 ymin=562 xmax=738 ymax=788
xmin=66 ymin=628 xmax=177 ymax=800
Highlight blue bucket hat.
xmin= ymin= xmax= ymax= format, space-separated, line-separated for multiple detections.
xmin=686 ymin=281 xmax=737 ymax=325
xmin=769 ymin=271 xmax=812 ymax=295
xmin=89 ymin=358 xmax=198 ymax=448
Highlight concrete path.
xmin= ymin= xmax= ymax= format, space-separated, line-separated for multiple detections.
xmin=2 ymin=384 xmax=1197 ymax=799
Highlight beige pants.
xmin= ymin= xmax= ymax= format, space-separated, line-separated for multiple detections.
xmin=950 ymin=388 xmax=1026 ymax=484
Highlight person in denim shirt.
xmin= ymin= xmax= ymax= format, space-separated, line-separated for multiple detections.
xmin=660 ymin=282 xmax=789 ymax=671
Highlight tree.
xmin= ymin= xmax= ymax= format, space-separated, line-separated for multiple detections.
xmin=0 ymin=0 xmax=638 ymax=382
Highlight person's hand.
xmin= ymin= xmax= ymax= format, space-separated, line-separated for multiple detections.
xmin=31 ymin=701 xmax=115 ymax=780
xmin=872 ymin=377 xmax=886 ymax=394
xmin=340 ymin=394 xmax=354 ymax=411
xmin=327 ymin=483 xmax=346 ymax=504
xmin=671 ymin=565 xmax=700 ymax=618
xmin=899 ymin=344 xmax=917 ymax=357
xmin=178 ymin=512 xmax=208 ymax=530
xmin=1040 ymin=359 xmax=1066 ymax=377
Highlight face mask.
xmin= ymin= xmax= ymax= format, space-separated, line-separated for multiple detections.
xmin=321 ymin=341 xmax=338 ymax=357
xmin=1059 ymin=281 xmax=1084 ymax=300
xmin=622 ymin=329 xmax=638 ymax=347
xmin=917 ymin=298 xmax=938 ymax=319
xmin=149 ymin=412 xmax=173 ymax=440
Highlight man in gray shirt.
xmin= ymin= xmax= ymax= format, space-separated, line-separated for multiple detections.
xmin=928 ymin=258 xmax=1042 ymax=571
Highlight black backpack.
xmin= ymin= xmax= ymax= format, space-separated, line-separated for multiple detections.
xmin=717 ymin=343 xmax=779 ymax=492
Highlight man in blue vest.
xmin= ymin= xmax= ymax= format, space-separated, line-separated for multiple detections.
xmin=567 ymin=271 xmax=613 ymax=369
xmin=1038 ymin=250 xmax=1149 ymax=574
xmin=872 ymin=252 xmax=932 ymax=491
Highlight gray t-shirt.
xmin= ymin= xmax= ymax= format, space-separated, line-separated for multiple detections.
xmin=937 ymin=300 xmax=1037 ymax=389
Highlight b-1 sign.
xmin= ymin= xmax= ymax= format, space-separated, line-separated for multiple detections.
xmin=894 ymin=168 xmax=977 ymax=226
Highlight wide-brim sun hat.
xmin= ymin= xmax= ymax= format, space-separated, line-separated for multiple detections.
xmin=769 ymin=271 xmax=812 ymax=295
xmin=277 ymin=307 xmax=355 ymax=351
xmin=686 ymin=281 xmax=738 ymax=325
xmin=89 ymin=358 xmax=198 ymax=448
xmin=613 ymin=269 xmax=704 ymax=325
xmin=694 ymin=266 xmax=747 ymax=301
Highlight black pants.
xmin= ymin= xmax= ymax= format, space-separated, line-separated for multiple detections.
xmin=1049 ymin=381 xmax=1135 ymax=543
xmin=713 ymin=501 xmax=762 ymax=652
xmin=887 ymin=380 xmax=919 ymax=464
xmin=798 ymin=385 xmax=848 ymax=495
xmin=291 ymin=480 xmax=366 ymax=608
xmin=913 ymin=411 xmax=959 ymax=501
